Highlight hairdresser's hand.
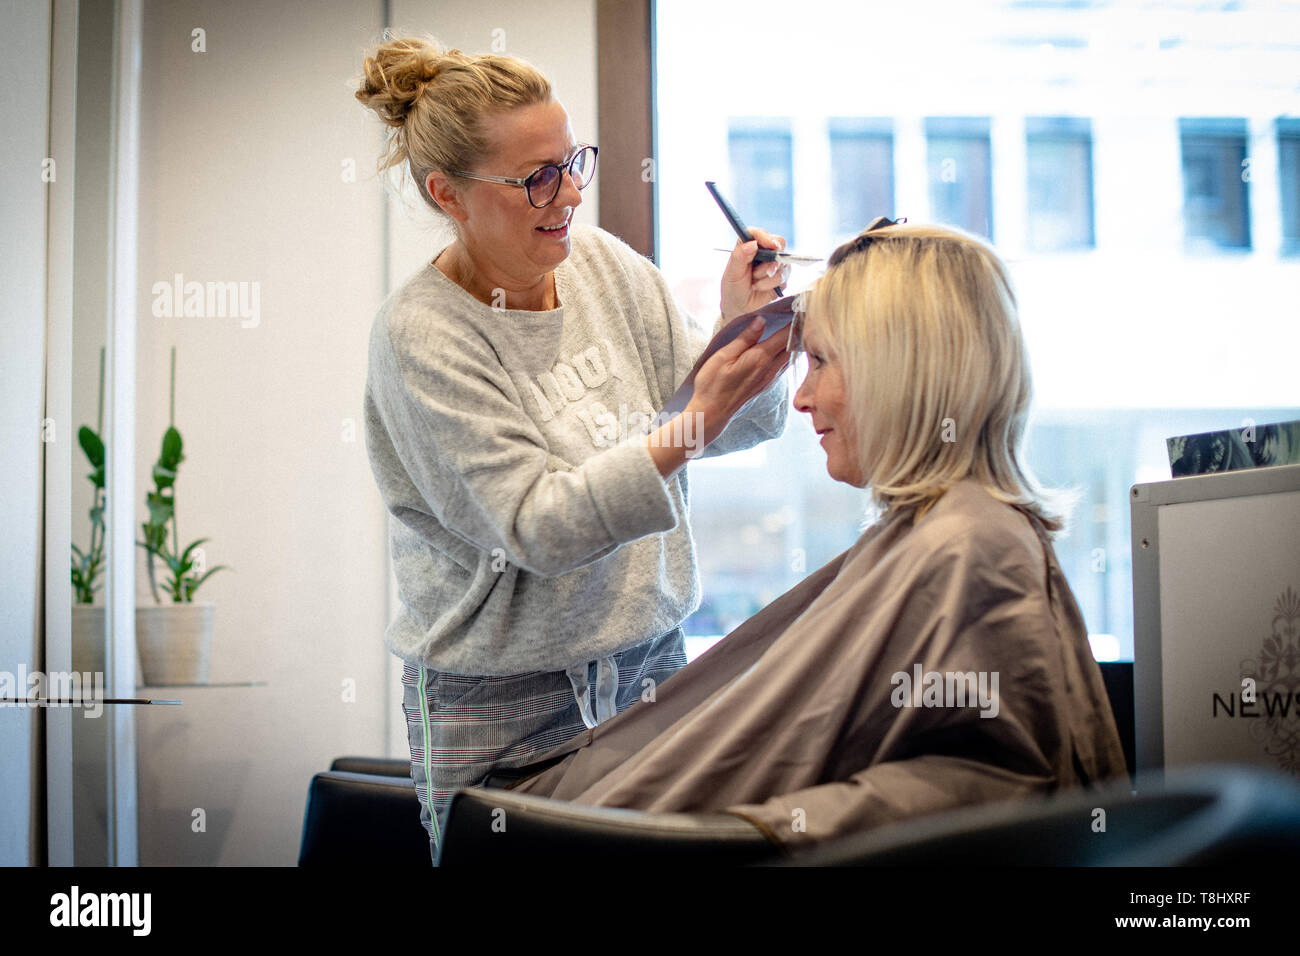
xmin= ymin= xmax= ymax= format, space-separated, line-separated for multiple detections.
xmin=689 ymin=315 xmax=790 ymax=446
xmin=647 ymin=315 xmax=789 ymax=478
xmin=720 ymin=226 xmax=790 ymax=321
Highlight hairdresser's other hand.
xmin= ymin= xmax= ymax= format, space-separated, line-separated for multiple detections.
xmin=646 ymin=316 xmax=788 ymax=479
xmin=687 ymin=315 xmax=790 ymax=448
xmin=720 ymin=226 xmax=790 ymax=321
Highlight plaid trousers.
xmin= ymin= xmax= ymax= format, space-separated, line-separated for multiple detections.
xmin=401 ymin=627 xmax=687 ymax=864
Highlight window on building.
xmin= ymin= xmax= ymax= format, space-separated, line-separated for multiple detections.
xmin=828 ymin=118 xmax=894 ymax=242
xmin=1180 ymin=117 xmax=1251 ymax=252
xmin=1026 ymin=116 xmax=1095 ymax=251
xmin=653 ymin=2 xmax=1300 ymax=665
xmin=926 ymin=117 xmax=993 ymax=240
xmin=727 ymin=120 xmax=795 ymax=248
xmin=1280 ymin=117 xmax=1300 ymax=256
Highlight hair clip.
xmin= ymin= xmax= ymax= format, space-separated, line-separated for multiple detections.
xmin=828 ymin=216 xmax=908 ymax=267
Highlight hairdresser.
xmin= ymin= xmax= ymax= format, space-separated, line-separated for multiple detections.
xmin=356 ymin=35 xmax=790 ymax=860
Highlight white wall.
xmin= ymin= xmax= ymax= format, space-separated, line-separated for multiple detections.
xmin=0 ymin=0 xmax=52 ymax=867
xmin=131 ymin=0 xmax=394 ymax=864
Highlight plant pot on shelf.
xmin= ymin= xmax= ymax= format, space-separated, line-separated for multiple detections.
xmin=71 ymin=604 xmax=106 ymax=676
xmin=135 ymin=602 xmax=215 ymax=685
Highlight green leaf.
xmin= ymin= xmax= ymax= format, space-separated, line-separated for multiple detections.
xmin=188 ymin=564 xmax=230 ymax=596
xmin=139 ymin=522 xmax=168 ymax=551
xmin=178 ymin=537 xmax=211 ymax=563
xmin=78 ymin=426 xmax=104 ymax=468
xmin=160 ymin=427 xmax=183 ymax=468
xmin=146 ymin=492 xmax=174 ymax=527
xmin=152 ymin=463 xmax=177 ymax=490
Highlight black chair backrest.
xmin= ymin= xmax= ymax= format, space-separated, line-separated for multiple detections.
xmin=1098 ymin=661 xmax=1135 ymax=782
xmin=438 ymin=787 xmax=775 ymax=865
xmin=298 ymin=771 xmax=429 ymax=866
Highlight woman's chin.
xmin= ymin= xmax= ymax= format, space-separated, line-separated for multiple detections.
xmin=532 ymin=226 xmax=571 ymax=258
xmin=825 ymin=458 xmax=866 ymax=487
xmin=531 ymin=242 xmax=569 ymax=273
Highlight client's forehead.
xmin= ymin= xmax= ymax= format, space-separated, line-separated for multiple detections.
xmin=801 ymin=310 xmax=827 ymax=347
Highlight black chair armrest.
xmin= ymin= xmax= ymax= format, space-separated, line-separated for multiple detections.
xmin=298 ymin=771 xmax=428 ymax=865
xmin=774 ymin=764 xmax=1300 ymax=866
xmin=437 ymin=788 xmax=777 ymax=865
xmin=329 ymin=756 xmax=412 ymax=777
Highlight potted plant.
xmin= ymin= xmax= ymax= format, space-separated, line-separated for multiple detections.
xmin=71 ymin=349 xmax=107 ymax=675
xmin=135 ymin=348 xmax=230 ymax=685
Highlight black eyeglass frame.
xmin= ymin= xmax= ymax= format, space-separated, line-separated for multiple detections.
xmin=787 ymin=215 xmax=907 ymax=354
xmin=448 ymin=144 xmax=599 ymax=209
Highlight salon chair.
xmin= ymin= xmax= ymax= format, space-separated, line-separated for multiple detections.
xmin=298 ymin=756 xmax=430 ymax=865
xmin=438 ymin=764 xmax=1300 ymax=866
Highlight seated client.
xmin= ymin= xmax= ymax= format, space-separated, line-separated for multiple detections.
xmin=499 ymin=220 xmax=1129 ymax=849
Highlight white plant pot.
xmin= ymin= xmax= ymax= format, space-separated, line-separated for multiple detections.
xmin=136 ymin=602 xmax=215 ymax=685
xmin=71 ymin=604 xmax=106 ymax=676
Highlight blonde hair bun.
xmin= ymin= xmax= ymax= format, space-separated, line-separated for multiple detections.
xmin=354 ymin=32 xmax=553 ymax=210
xmin=355 ymin=35 xmax=470 ymax=127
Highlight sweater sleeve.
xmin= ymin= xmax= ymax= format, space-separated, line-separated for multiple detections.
xmin=600 ymin=232 xmax=790 ymax=457
xmin=365 ymin=311 xmax=679 ymax=578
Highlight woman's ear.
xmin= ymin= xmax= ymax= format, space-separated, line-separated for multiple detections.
xmin=427 ymin=170 xmax=469 ymax=223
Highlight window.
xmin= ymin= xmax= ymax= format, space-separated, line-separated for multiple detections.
xmin=1026 ymin=117 xmax=1095 ymax=251
xmin=727 ymin=120 xmax=795 ymax=248
xmin=651 ymin=1 xmax=1300 ymax=664
xmin=1280 ymin=117 xmax=1300 ymax=256
xmin=926 ymin=117 xmax=993 ymax=240
xmin=828 ymin=118 xmax=894 ymax=241
xmin=1180 ymin=117 xmax=1251 ymax=251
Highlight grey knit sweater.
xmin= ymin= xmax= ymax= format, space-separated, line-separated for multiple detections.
xmin=363 ymin=224 xmax=788 ymax=675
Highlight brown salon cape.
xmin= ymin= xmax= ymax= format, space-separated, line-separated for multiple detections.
xmin=509 ymin=479 xmax=1129 ymax=849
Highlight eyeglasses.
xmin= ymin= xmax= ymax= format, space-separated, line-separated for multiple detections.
xmin=787 ymin=215 xmax=907 ymax=354
xmin=449 ymin=145 xmax=598 ymax=208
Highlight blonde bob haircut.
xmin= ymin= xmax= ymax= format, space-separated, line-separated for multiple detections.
xmin=355 ymin=32 xmax=552 ymax=212
xmin=806 ymin=221 xmax=1068 ymax=535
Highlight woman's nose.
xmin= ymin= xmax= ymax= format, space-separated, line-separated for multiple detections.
xmin=793 ymin=369 xmax=813 ymax=414
xmin=555 ymin=166 xmax=583 ymax=208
